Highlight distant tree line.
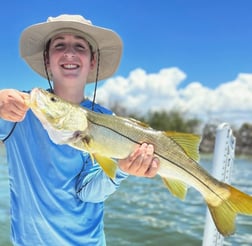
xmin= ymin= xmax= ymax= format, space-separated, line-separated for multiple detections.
xmin=198 ymin=123 xmax=252 ymax=156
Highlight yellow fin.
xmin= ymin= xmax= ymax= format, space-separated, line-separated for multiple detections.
xmin=162 ymin=177 xmax=188 ymax=200
xmin=207 ymin=184 xmax=252 ymax=236
xmin=93 ymin=153 xmax=118 ymax=179
xmin=165 ymin=132 xmax=201 ymax=161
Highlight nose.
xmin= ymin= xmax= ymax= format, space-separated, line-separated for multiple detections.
xmin=64 ymin=44 xmax=76 ymax=57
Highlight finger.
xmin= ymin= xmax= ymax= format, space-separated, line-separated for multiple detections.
xmin=128 ymin=144 xmax=142 ymax=161
xmin=13 ymin=103 xmax=28 ymax=116
xmin=1 ymin=111 xmax=19 ymax=122
xmin=128 ymin=153 xmax=145 ymax=173
xmin=1 ymin=104 xmax=27 ymax=122
xmin=146 ymin=144 xmax=154 ymax=156
xmin=136 ymin=145 xmax=154 ymax=174
xmin=7 ymin=91 xmax=29 ymax=110
xmin=118 ymin=144 xmax=141 ymax=172
xmin=19 ymin=92 xmax=30 ymax=108
xmin=124 ymin=143 xmax=147 ymax=173
xmin=12 ymin=99 xmax=29 ymax=112
xmin=8 ymin=101 xmax=27 ymax=116
xmin=6 ymin=111 xmax=25 ymax=122
xmin=144 ymin=157 xmax=160 ymax=177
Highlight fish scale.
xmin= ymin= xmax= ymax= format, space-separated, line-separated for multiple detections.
xmin=86 ymin=111 xmax=215 ymax=194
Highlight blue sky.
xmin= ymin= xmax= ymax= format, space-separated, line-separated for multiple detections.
xmin=1 ymin=0 xmax=252 ymax=125
xmin=2 ymin=0 xmax=252 ymax=89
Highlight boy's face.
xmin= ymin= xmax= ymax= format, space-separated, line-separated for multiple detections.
xmin=47 ymin=33 xmax=96 ymax=90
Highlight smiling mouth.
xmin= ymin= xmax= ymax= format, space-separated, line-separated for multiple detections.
xmin=61 ymin=64 xmax=79 ymax=69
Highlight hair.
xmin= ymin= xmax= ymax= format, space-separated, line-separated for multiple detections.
xmin=43 ymin=40 xmax=53 ymax=91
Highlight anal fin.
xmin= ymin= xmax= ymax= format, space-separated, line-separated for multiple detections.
xmin=162 ymin=177 xmax=188 ymax=200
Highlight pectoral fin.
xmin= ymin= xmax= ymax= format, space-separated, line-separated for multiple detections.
xmin=93 ymin=153 xmax=118 ymax=179
xmin=162 ymin=177 xmax=188 ymax=200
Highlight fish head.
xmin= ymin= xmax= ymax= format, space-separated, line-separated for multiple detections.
xmin=26 ymin=88 xmax=88 ymax=132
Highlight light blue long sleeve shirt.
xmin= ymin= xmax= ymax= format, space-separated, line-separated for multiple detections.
xmin=0 ymin=98 xmax=128 ymax=246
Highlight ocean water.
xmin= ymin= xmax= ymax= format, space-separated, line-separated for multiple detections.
xmin=0 ymin=145 xmax=252 ymax=246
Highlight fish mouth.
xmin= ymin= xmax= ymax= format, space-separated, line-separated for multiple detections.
xmin=25 ymin=88 xmax=37 ymax=107
xmin=29 ymin=88 xmax=40 ymax=104
xmin=28 ymin=88 xmax=48 ymax=110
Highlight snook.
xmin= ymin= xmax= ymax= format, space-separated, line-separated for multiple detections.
xmin=25 ymin=88 xmax=252 ymax=237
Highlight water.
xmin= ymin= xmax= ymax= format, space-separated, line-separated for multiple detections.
xmin=0 ymin=145 xmax=252 ymax=246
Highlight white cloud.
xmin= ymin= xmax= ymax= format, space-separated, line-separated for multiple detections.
xmin=92 ymin=67 xmax=252 ymax=126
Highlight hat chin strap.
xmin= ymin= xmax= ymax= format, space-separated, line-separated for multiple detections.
xmin=43 ymin=49 xmax=53 ymax=92
xmin=91 ymin=48 xmax=100 ymax=111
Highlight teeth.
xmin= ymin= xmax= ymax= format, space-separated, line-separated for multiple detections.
xmin=63 ymin=64 xmax=78 ymax=69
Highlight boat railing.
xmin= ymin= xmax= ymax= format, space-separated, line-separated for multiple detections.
xmin=202 ymin=122 xmax=236 ymax=246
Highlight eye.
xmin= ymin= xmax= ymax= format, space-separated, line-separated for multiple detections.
xmin=50 ymin=96 xmax=58 ymax=102
xmin=54 ymin=43 xmax=65 ymax=50
xmin=75 ymin=44 xmax=88 ymax=52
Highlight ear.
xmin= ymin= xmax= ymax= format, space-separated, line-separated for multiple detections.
xmin=43 ymin=51 xmax=51 ymax=74
xmin=46 ymin=61 xmax=52 ymax=77
xmin=44 ymin=58 xmax=53 ymax=78
xmin=90 ymin=55 xmax=97 ymax=70
xmin=45 ymin=56 xmax=50 ymax=66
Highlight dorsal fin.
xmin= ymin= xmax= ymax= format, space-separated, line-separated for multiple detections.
xmin=127 ymin=117 xmax=151 ymax=128
xmin=164 ymin=131 xmax=201 ymax=161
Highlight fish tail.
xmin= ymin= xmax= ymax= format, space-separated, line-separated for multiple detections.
xmin=207 ymin=184 xmax=252 ymax=237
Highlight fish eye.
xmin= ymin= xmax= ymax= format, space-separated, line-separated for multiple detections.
xmin=50 ymin=97 xmax=58 ymax=102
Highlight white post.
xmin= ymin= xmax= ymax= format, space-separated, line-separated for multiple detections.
xmin=202 ymin=123 xmax=236 ymax=246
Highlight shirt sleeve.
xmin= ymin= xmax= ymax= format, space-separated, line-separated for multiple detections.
xmin=76 ymin=154 xmax=129 ymax=203
xmin=0 ymin=118 xmax=16 ymax=141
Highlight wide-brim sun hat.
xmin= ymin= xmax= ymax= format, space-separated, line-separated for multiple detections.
xmin=19 ymin=14 xmax=123 ymax=83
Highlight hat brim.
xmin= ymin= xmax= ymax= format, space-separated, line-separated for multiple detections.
xmin=20 ymin=18 xmax=123 ymax=83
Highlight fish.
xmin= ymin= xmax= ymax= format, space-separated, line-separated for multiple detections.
xmin=25 ymin=87 xmax=252 ymax=237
